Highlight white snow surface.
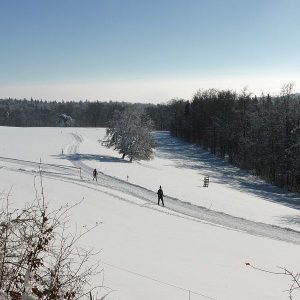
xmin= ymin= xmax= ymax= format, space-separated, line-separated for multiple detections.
xmin=0 ymin=126 xmax=300 ymax=300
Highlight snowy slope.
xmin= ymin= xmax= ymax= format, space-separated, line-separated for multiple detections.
xmin=0 ymin=126 xmax=300 ymax=300
xmin=74 ymin=128 xmax=300 ymax=232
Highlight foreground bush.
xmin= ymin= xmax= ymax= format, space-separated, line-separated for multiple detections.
xmin=0 ymin=178 xmax=101 ymax=300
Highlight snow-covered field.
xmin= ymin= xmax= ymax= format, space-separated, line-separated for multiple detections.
xmin=1 ymin=127 xmax=300 ymax=300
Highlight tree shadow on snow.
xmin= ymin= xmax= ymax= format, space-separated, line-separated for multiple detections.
xmin=53 ymin=153 xmax=130 ymax=164
xmin=153 ymin=131 xmax=300 ymax=210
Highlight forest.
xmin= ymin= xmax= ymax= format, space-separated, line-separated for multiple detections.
xmin=0 ymin=98 xmax=150 ymax=127
xmin=162 ymin=84 xmax=300 ymax=193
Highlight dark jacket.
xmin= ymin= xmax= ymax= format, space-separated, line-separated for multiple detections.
xmin=157 ymin=188 xmax=163 ymax=197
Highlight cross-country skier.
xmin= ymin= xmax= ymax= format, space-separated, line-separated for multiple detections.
xmin=157 ymin=185 xmax=164 ymax=207
xmin=93 ymin=168 xmax=98 ymax=181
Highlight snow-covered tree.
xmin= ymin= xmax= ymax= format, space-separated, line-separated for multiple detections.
xmin=57 ymin=113 xmax=74 ymax=127
xmin=102 ymin=108 xmax=154 ymax=161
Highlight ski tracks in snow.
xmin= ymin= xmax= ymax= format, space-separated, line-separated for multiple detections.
xmin=65 ymin=133 xmax=300 ymax=245
xmin=1 ymin=132 xmax=300 ymax=245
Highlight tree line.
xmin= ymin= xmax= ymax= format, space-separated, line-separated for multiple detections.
xmin=0 ymin=98 xmax=153 ymax=127
xmin=163 ymin=84 xmax=300 ymax=192
xmin=0 ymin=97 xmax=173 ymax=129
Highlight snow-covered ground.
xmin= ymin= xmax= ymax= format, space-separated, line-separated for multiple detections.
xmin=1 ymin=126 xmax=300 ymax=300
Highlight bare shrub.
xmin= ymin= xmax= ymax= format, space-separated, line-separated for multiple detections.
xmin=246 ymin=262 xmax=300 ymax=299
xmin=0 ymin=177 xmax=103 ymax=300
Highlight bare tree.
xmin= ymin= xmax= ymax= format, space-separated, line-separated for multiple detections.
xmin=0 ymin=177 xmax=105 ymax=300
xmin=246 ymin=262 xmax=300 ymax=299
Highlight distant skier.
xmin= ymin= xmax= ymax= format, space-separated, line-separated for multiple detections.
xmin=157 ymin=186 xmax=164 ymax=207
xmin=93 ymin=168 xmax=98 ymax=181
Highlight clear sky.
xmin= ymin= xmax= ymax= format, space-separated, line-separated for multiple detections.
xmin=0 ymin=0 xmax=300 ymax=103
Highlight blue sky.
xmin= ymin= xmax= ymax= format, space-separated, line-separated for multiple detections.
xmin=0 ymin=0 xmax=299 ymax=102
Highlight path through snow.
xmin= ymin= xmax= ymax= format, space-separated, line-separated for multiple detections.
xmin=64 ymin=132 xmax=300 ymax=245
xmin=1 ymin=131 xmax=300 ymax=244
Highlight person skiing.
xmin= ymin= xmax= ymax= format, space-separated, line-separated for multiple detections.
xmin=93 ymin=168 xmax=98 ymax=181
xmin=157 ymin=185 xmax=164 ymax=207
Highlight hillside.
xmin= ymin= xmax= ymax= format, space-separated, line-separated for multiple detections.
xmin=1 ymin=127 xmax=300 ymax=299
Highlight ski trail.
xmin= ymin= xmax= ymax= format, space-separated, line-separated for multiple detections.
xmin=1 ymin=133 xmax=300 ymax=244
xmin=2 ymin=162 xmax=233 ymax=235
xmin=64 ymin=132 xmax=300 ymax=245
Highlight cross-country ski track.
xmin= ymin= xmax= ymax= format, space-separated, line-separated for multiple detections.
xmin=1 ymin=131 xmax=300 ymax=245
